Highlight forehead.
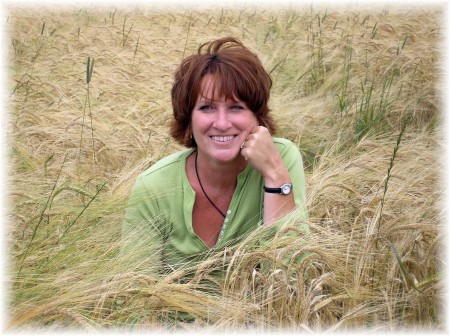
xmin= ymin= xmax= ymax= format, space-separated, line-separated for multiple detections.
xmin=197 ymin=74 xmax=236 ymax=101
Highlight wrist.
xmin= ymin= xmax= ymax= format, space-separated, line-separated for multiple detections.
xmin=264 ymin=183 xmax=293 ymax=195
xmin=263 ymin=168 xmax=290 ymax=188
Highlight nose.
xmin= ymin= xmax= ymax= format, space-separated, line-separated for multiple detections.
xmin=212 ymin=107 xmax=231 ymax=130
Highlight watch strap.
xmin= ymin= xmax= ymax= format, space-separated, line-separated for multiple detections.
xmin=263 ymin=183 xmax=292 ymax=195
xmin=263 ymin=186 xmax=283 ymax=193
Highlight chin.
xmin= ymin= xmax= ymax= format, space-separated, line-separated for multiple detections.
xmin=210 ymin=150 xmax=240 ymax=163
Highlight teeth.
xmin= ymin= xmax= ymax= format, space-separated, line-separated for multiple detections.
xmin=211 ymin=135 xmax=234 ymax=142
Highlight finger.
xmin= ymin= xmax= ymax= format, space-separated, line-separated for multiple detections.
xmin=240 ymin=147 xmax=248 ymax=161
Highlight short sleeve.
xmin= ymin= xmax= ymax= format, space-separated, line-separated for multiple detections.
xmin=278 ymin=139 xmax=308 ymax=221
xmin=121 ymin=175 xmax=166 ymax=272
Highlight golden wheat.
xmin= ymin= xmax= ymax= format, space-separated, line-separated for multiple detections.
xmin=5 ymin=3 xmax=445 ymax=334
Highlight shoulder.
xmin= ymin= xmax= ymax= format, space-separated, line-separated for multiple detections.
xmin=132 ymin=149 xmax=192 ymax=192
xmin=139 ymin=149 xmax=192 ymax=178
xmin=272 ymin=137 xmax=300 ymax=156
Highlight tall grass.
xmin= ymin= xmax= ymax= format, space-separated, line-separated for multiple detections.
xmin=4 ymin=3 xmax=445 ymax=333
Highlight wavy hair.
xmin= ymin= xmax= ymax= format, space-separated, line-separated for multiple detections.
xmin=170 ymin=37 xmax=276 ymax=147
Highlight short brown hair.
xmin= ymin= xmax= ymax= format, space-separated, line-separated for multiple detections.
xmin=170 ymin=37 xmax=276 ymax=147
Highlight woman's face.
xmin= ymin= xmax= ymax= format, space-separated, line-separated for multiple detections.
xmin=191 ymin=74 xmax=259 ymax=164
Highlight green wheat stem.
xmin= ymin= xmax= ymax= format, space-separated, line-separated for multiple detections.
xmin=17 ymin=153 xmax=68 ymax=276
xmin=12 ymin=23 xmax=55 ymax=95
xmin=79 ymin=56 xmax=96 ymax=168
xmin=132 ymin=36 xmax=140 ymax=66
xmin=38 ymin=181 xmax=107 ymax=270
xmin=389 ymin=240 xmax=423 ymax=293
xmin=122 ymin=21 xmax=134 ymax=47
xmin=88 ymin=83 xmax=96 ymax=164
xmin=375 ymin=116 xmax=410 ymax=246
xmin=369 ymin=116 xmax=409 ymax=297
xmin=181 ymin=15 xmax=192 ymax=61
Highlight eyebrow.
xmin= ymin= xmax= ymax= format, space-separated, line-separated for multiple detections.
xmin=196 ymin=95 xmax=242 ymax=103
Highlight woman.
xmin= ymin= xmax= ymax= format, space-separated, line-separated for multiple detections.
xmin=123 ymin=37 xmax=307 ymax=268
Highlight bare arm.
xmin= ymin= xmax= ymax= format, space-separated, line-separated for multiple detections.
xmin=240 ymin=126 xmax=296 ymax=225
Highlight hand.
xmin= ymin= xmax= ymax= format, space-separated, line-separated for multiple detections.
xmin=240 ymin=126 xmax=290 ymax=186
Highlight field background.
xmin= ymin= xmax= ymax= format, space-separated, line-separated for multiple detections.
xmin=3 ymin=1 xmax=447 ymax=334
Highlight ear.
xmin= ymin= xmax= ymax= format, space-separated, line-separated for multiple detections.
xmin=184 ymin=124 xmax=193 ymax=146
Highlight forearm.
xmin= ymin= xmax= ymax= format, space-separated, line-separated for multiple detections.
xmin=263 ymin=165 xmax=295 ymax=225
xmin=240 ymin=128 xmax=304 ymax=224
xmin=263 ymin=193 xmax=295 ymax=225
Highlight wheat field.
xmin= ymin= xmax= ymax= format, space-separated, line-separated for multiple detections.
xmin=3 ymin=2 xmax=446 ymax=334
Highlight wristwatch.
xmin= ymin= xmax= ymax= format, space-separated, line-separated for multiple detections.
xmin=263 ymin=183 xmax=292 ymax=195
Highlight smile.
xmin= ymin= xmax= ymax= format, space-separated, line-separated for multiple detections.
xmin=210 ymin=135 xmax=236 ymax=142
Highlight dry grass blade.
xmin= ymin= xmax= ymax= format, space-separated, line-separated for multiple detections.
xmin=6 ymin=4 xmax=444 ymax=334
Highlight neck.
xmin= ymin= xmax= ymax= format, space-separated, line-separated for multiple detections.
xmin=195 ymin=150 xmax=247 ymax=190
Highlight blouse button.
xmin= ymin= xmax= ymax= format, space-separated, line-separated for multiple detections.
xmin=227 ymin=210 xmax=231 ymax=215
xmin=225 ymin=218 xmax=229 ymax=222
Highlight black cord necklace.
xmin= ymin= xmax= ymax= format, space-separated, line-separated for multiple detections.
xmin=194 ymin=151 xmax=226 ymax=218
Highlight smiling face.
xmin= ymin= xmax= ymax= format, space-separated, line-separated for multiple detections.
xmin=191 ymin=74 xmax=259 ymax=164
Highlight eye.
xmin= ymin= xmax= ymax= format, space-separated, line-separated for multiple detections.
xmin=230 ymin=105 xmax=244 ymax=110
xmin=198 ymin=105 xmax=214 ymax=111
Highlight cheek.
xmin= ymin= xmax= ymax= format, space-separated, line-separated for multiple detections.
xmin=190 ymin=111 xmax=200 ymax=131
xmin=248 ymin=113 xmax=260 ymax=127
xmin=190 ymin=113 xmax=210 ymax=135
xmin=235 ymin=115 xmax=258 ymax=131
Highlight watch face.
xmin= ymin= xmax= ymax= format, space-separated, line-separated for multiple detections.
xmin=281 ymin=184 xmax=292 ymax=195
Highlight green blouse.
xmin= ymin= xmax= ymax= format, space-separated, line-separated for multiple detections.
xmin=122 ymin=137 xmax=307 ymax=268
